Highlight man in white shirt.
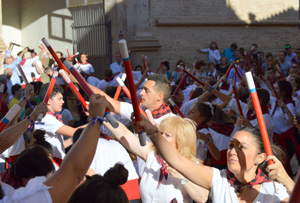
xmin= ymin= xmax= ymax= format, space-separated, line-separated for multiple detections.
xmin=110 ymin=52 xmax=123 ymax=76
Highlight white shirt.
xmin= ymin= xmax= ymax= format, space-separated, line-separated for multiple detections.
xmin=182 ymin=85 xmax=196 ymax=104
xmin=87 ymin=76 xmax=101 ymax=88
xmin=209 ymin=125 xmax=238 ymax=152
xmin=96 ymin=73 xmax=123 ymax=91
xmin=1 ymin=136 xmax=25 ymax=159
xmin=110 ymin=61 xmax=123 ymax=74
xmin=200 ymin=48 xmax=221 ymax=65
xmin=1 ymin=176 xmax=52 ymax=203
xmin=293 ymin=89 xmax=300 ymax=112
xmin=228 ymin=98 xmax=274 ymax=142
xmin=89 ymin=138 xmax=138 ymax=181
xmin=269 ymin=97 xmax=295 ymax=134
xmin=196 ymin=128 xmax=209 ymax=161
xmin=120 ymin=102 xmax=176 ymax=176
xmin=210 ymin=168 xmax=289 ymax=203
xmin=34 ymin=114 xmax=64 ymax=159
xmin=74 ymin=63 xmax=94 ymax=74
xmin=21 ymin=56 xmax=40 ymax=83
xmin=140 ymin=151 xmax=192 ymax=203
xmin=180 ymin=98 xmax=198 ymax=117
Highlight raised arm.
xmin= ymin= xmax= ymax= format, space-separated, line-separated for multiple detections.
xmin=89 ymin=84 xmax=121 ymax=115
xmin=0 ymin=102 xmax=47 ymax=153
xmin=135 ymin=117 xmax=213 ymax=190
xmin=202 ymin=82 xmax=232 ymax=104
xmin=44 ymin=94 xmax=113 ymax=203
xmin=103 ymin=121 xmax=151 ymax=161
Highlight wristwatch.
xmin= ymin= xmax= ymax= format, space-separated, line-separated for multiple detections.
xmin=181 ymin=178 xmax=188 ymax=185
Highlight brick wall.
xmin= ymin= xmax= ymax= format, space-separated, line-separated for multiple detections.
xmin=109 ymin=0 xmax=300 ymax=72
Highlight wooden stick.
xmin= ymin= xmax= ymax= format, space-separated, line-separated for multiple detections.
xmin=59 ymin=69 xmax=88 ymax=111
xmin=41 ymin=38 xmax=70 ymax=74
xmin=37 ymin=71 xmax=58 ymax=121
xmin=119 ymin=39 xmax=146 ymax=146
xmin=63 ymin=60 xmax=119 ymax=128
xmin=113 ymin=73 xmax=126 ymax=100
xmin=177 ymin=66 xmax=205 ymax=86
xmin=245 ymin=72 xmax=280 ymax=193
xmin=168 ymin=98 xmax=185 ymax=118
xmin=0 ymin=104 xmax=21 ymax=133
xmin=230 ymin=79 xmax=244 ymax=117
xmin=17 ymin=64 xmax=29 ymax=84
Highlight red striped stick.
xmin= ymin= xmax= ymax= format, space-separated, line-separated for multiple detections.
xmin=17 ymin=64 xmax=29 ymax=84
xmin=67 ymin=52 xmax=79 ymax=61
xmin=173 ymin=73 xmax=188 ymax=96
xmin=219 ymin=62 xmax=234 ymax=88
xmin=119 ymin=39 xmax=146 ymax=146
xmin=189 ymin=86 xmax=197 ymax=101
xmin=177 ymin=66 xmax=205 ymax=86
xmin=66 ymin=46 xmax=71 ymax=58
xmin=230 ymin=79 xmax=244 ymax=117
xmin=0 ymin=104 xmax=21 ymax=133
xmin=38 ymin=41 xmax=51 ymax=57
xmin=63 ymin=60 xmax=119 ymax=128
xmin=59 ymin=69 xmax=88 ymax=111
xmin=41 ymin=38 xmax=70 ymax=74
xmin=168 ymin=98 xmax=185 ymax=118
xmin=113 ymin=74 xmax=127 ymax=100
xmin=245 ymin=72 xmax=281 ymax=193
xmin=37 ymin=71 xmax=58 ymax=121
xmin=116 ymin=77 xmax=147 ymax=118
xmin=155 ymin=60 xmax=164 ymax=73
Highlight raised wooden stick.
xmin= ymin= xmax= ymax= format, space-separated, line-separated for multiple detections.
xmin=63 ymin=60 xmax=119 ymax=128
xmin=245 ymin=72 xmax=280 ymax=193
xmin=119 ymin=39 xmax=146 ymax=146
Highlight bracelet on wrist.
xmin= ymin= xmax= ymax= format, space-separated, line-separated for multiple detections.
xmin=26 ymin=116 xmax=35 ymax=132
xmin=23 ymin=97 xmax=35 ymax=110
xmin=90 ymin=116 xmax=106 ymax=126
xmin=209 ymin=86 xmax=214 ymax=93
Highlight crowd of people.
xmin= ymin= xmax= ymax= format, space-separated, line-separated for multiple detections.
xmin=0 ymin=40 xmax=299 ymax=202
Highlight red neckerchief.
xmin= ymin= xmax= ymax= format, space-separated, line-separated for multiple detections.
xmin=156 ymin=152 xmax=168 ymax=187
xmin=227 ymin=168 xmax=271 ymax=194
xmin=208 ymin=121 xmax=234 ymax=137
xmin=151 ymin=103 xmax=172 ymax=119
xmin=47 ymin=110 xmax=62 ymax=123
xmin=99 ymin=132 xmax=111 ymax=141
xmin=80 ymin=62 xmax=88 ymax=65
xmin=271 ymin=97 xmax=295 ymax=116
xmin=197 ymin=123 xmax=209 ymax=131
xmin=220 ymin=83 xmax=230 ymax=90
xmin=1 ymin=168 xmax=22 ymax=189
xmin=246 ymin=106 xmax=269 ymax=121
xmin=104 ymin=76 xmax=114 ymax=82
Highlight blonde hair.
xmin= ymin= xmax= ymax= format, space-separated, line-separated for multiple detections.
xmin=157 ymin=116 xmax=197 ymax=159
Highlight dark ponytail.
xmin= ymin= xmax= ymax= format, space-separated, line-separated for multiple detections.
xmin=68 ymin=164 xmax=129 ymax=203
